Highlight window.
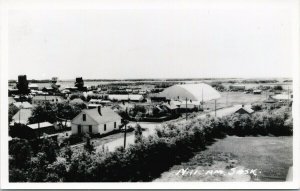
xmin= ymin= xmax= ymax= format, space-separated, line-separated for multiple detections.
xmin=114 ymin=122 xmax=116 ymax=129
xmin=104 ymin=124 xmax=106 ymax=131
xmin=78 ymin=125 xmax=81 ymax=134
xmin=83 ymin=114 xmax=86 ymax=121
xmin=89 ymin=125 xmax=92 ymax=133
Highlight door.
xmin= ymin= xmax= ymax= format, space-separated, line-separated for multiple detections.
xmin=78 ymin=125 xmax=81 ymax=134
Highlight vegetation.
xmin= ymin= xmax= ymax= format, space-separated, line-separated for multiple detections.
xmin=9 ymin=106 xmax=292 ymax=182
xmin=9 ymin=103 xmax=19 ymax=123
xmin=28 ymin=102 xmax=87 ymax=124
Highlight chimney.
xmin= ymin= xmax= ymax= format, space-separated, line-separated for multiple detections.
xmin=98 ymin=106 xmax=102 ymax=116
xmin=242 ymin=104 xmax=244 ymax=107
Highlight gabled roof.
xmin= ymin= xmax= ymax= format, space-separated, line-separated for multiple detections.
xmin=159 ymin=83 xmax=221 ymax=101
xmin=13 ymin=102 xmax=33 ymax=109
xmin=12 ymin=109 xmax=32 ymax=125
xmin=233 ymin=105 xmax=254 ymax=114
xmin=72 ymin=107 xmax=122 ymax=125
xmin=9 ymin=97 xmax=16 ymax=104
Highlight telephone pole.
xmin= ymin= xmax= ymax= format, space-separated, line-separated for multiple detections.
xmin=215 ymin=99 xmax=217 ymax=117
xmin=186 ymin=97 xmax=188 ymax=121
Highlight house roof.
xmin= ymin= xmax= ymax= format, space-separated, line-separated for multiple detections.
xmin=233 ymin=105 xmax=254 ymax=114
xmin=264 ymin=96 xmax=277 ymax=103
xmin=27 ymin=122 xmax=53 ymax=129
xmin=33 ymin=96 xmax=62 ymax=101
xmin=72 ymin=107 xmax=122 ymax=125
xmin=9 ymin=97 xmax=16 ymax=104
xmin=159 ymin=83 xmax=221 ymax=101
xmin=163 ymin=103 xmax=178 ymax=110
xmin=13 ymin=102 xmax=33 ymax=109
xmin=29 ymin=84 xmax=38 ymax=88
xmin=70 ymin=98 xmax=84 ymax=104
xmin=12 ymin=109 xmax=32 ymax=125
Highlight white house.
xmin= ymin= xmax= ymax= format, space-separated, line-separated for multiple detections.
xmin=71 ymin=106 xmax=122 ymax=135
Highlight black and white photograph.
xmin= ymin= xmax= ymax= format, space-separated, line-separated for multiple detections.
xmin=0 ymin=0 xmax=299 ymax=189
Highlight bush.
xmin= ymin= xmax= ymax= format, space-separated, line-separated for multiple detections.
xmin=9 ymin=106 xmax=292 ymax=182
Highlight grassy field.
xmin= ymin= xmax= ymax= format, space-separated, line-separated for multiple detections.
xmin=204 ymin=91 xmax=267 ymax=111
xmin=155 ymin=136 xmax=292 ymax=182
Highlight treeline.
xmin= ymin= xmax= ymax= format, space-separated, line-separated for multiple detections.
xmin=9 ymin=106 xmax=292 ymax=182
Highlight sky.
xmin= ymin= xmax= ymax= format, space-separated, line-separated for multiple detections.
xmin=7 ymin=0 xmax=298 ymax=80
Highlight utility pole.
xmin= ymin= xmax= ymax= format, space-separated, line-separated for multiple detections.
xmin=202 ymin=88 xmax=204 ymax=111
xmin=215 ymin=99 xmax=217 ymax=117
xmin=123 ymin=119 xmax=128 ymax=149
xmin=287 ymin=86 xmax=290 ymax=107
xmin=186 ymin=97 xmax=188 ymax=121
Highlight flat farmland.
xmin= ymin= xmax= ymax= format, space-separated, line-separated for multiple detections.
xmin=205 ymin=91 xmax=267 ymax=110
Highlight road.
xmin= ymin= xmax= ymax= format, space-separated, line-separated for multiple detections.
xmin=95 ymin=105 xmax=241 ymax=152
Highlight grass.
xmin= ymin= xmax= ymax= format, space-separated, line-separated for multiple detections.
xmin=205 ymin=91 xmax=267 ymax=110
xmin=155 ymin=136 xmax=292 ymax=182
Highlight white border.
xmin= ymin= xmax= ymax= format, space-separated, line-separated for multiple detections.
xmin=1 ymin=0 xmax=300 ymax=189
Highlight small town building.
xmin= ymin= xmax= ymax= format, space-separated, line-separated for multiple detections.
xmin=27 ymin=122 xmax=56 ymax=137
xmin=32 ymin=96 xmax=63 ymax=105
xmin=29 ymin=84 xmax=39 ymax=90
xmin=233 ymin=105 xmax=254 ymax=115
xmin=11 ymin=109 xmax=32 ymax=125
xmin=71 ymin=106 xmax=122 ymax=135
xmin=13 ymin=101 xmax=33 ymax=109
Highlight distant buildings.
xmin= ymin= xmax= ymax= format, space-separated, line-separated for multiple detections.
xmin=108 ymin=94 xmax=144 ymax=102
xmin=71 ymin=106 xmax=122 ymax=135
xmin=32 ymin=96 xmax=63 ymax=105
xmin=13 ymin=101 xmax=33 ymax=109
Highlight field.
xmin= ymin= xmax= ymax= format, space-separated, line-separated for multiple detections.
xmin=155 ymin=136 xmax=293 ymax=182
xmin=204 ymin=91 xmax=267 ymax=110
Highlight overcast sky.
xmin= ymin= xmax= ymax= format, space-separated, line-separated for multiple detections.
xmin=7 ymin=0 xmax=298 ymax=80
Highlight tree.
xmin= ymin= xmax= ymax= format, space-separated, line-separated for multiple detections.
xmin=9 ymin=103 xmax=19 ymax=123
xmin=134 ymin=124 xmax=143 ymax=144
xmin=40 ymin=138 xmax=59 ymax=163
xmin=29 ymin=102 xmax=56 ymax=124
xmin=273 ymin=85 xmax=283 ymax=91
xmin=9 ymin=138 xmax=32 ymax=169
